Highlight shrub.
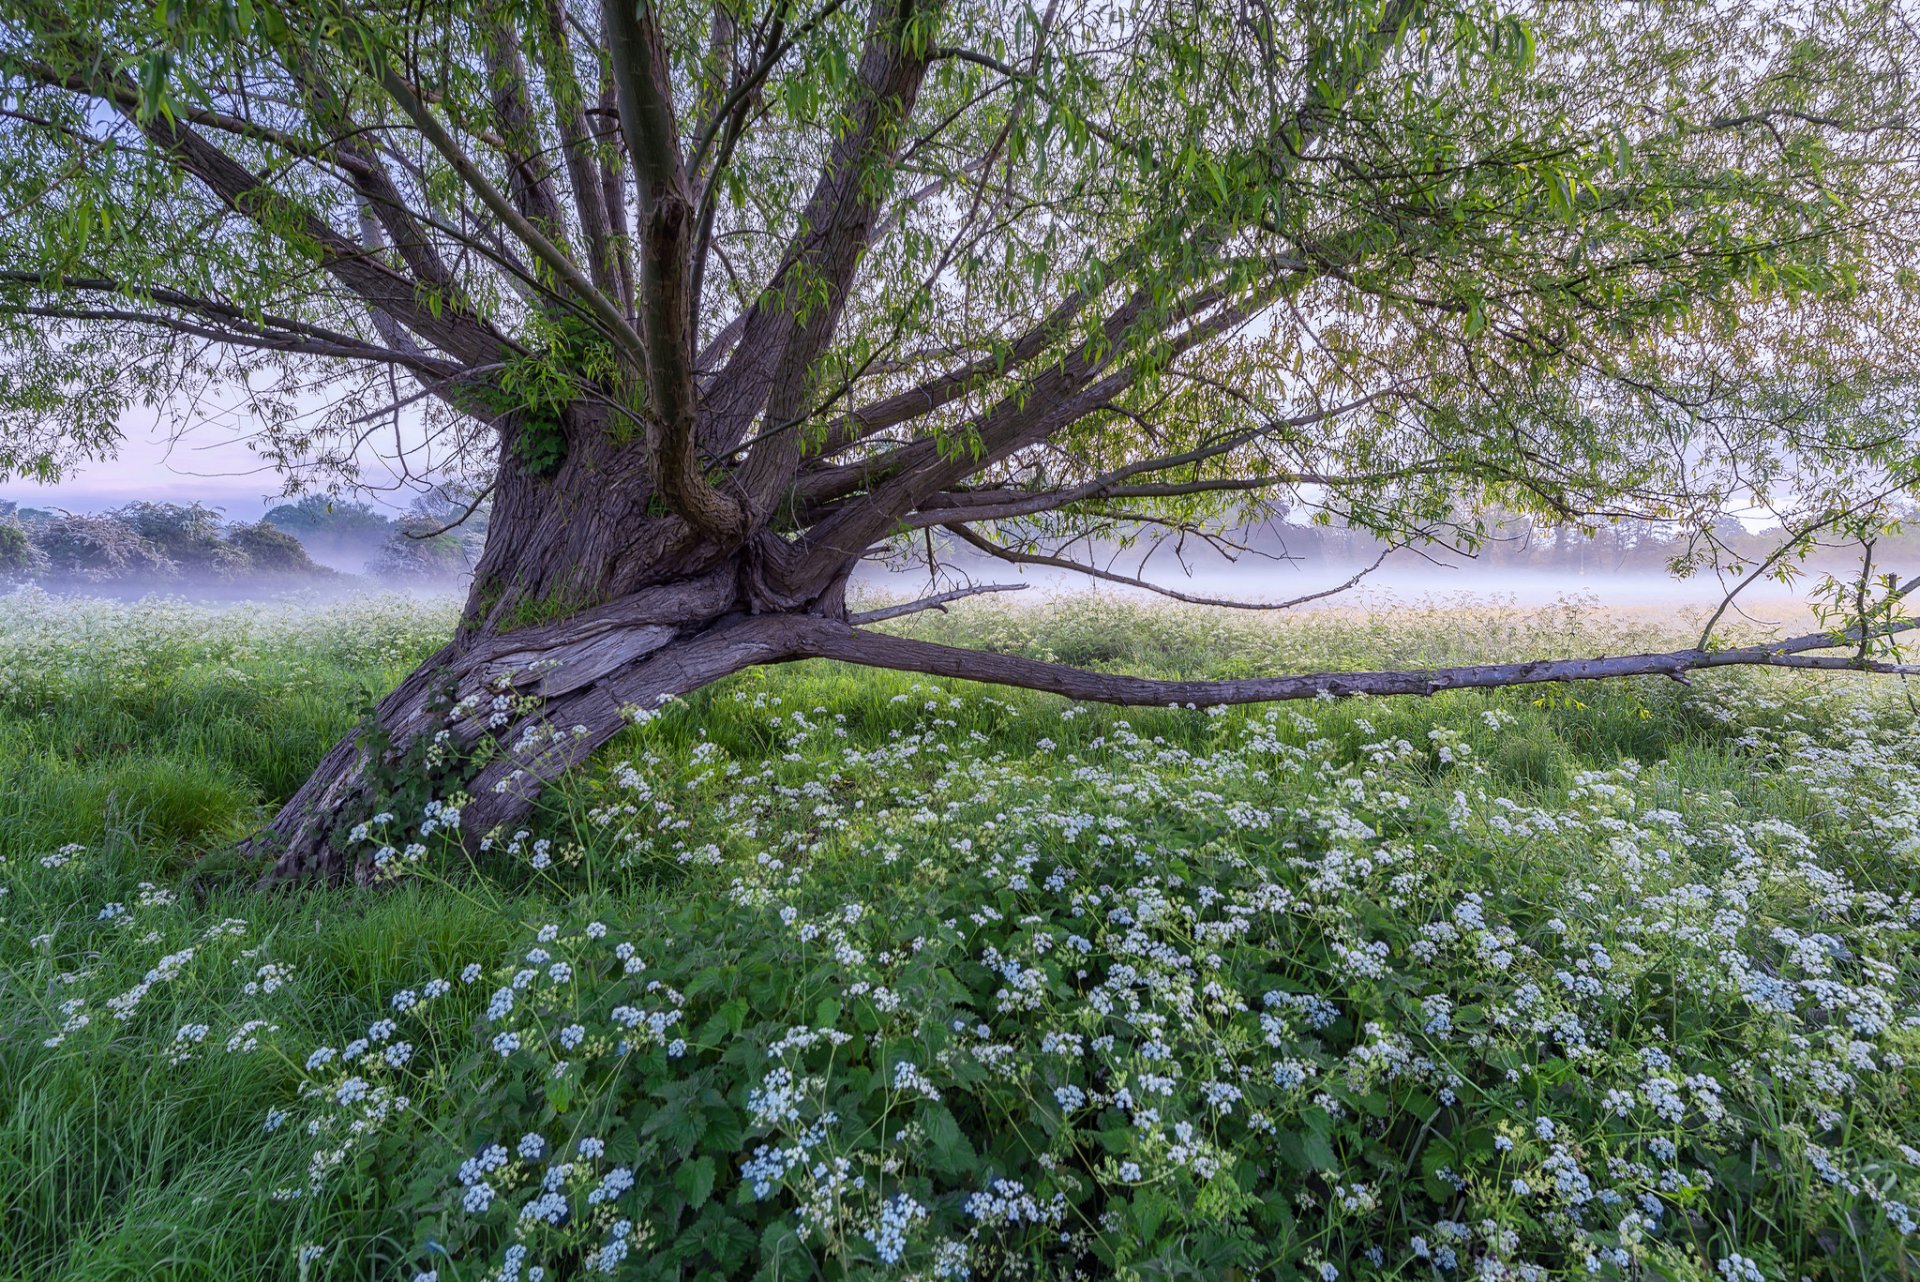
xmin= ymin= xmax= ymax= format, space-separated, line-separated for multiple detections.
xmin=0 ymin=519 xmax=42 ymax=580
xmin=112 ymin=501 xmax=238 ymax=575
xmin=225 ymin=520 xmax=327 ymax=576
xmin=36 ymin=513 xmax=177 ymax=581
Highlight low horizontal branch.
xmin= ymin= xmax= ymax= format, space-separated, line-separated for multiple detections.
xmin=788 ymin=615 xmax=1920 ymax=707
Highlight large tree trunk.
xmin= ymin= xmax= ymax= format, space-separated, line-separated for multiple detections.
xmin=253 ymin=567 xmax=809 ymax=884
xmin=251 ymin=440 xmax=843 ymax=885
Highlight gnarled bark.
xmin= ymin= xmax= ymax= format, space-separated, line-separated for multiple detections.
xmin=252 ymin=567 xmax=798 ymax=885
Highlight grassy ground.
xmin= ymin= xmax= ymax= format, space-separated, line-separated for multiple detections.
xmin=1 ymin=589 xmax=1917 ymax=1282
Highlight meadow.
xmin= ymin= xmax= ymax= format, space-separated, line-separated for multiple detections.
xmin=1 ymin=588 xmax=1917 ymax=1282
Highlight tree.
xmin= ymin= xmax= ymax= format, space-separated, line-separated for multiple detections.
xmin=225 ymin=518 xmax=332 ymax=575
xmin=35 ymin=512 xmax=178 ymax=581
xmin=113 ymin=499 xmax=246 ymax=576
xmin=263 ymin=493 xmax=396 ymax=564
xmin=367 ymin=519 xmax=475 ymax=580
xmin=0 ymin=516 xmax=39 ymax=580
xmin=3 ymin=0 xmax=1918 ymax=881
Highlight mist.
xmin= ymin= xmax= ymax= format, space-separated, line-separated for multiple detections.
xmin=0 ymin=480 xmax=1875 ymax=632
xmin=0 ymin=523 xmax=1831 ymax=625
xmin=856 ymin=539 xmax=1825 ymax=626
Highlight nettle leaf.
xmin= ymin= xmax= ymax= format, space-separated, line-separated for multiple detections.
xmin=645 ymin=1078 xmax=712 ymax=1155
xmin=1276 ymin=1126 xmax=1333 ymax=1175
xmin=701 ymin=1102 xmax=745 ymax=1154
xmin=677 ymin=1155 xmax=718 ymax=1208
xmin=607 ymin=1127 xmax=644 ymax=1166
xmin=698 ymin=996 xmax=749 ymax=1044
xmin=922 ymin=1102 xmax=977 ymax=1176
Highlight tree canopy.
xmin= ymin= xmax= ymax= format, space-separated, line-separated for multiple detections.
xmin=4 ymin=0 xmax=1916 ymax=578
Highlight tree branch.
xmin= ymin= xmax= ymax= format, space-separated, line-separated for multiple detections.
xmin=404 ymin=480 xmax=498 ymax=538
xmin=539 ymin=0 xmax=621 ymax=299
xmin=946 ymin=524 xmax=1390 ymax=611
xmin=5 ymin=302 xmax=456 ymax=374
xmin=602 ymin=0 xmax=742 ymax=537
xmin=1695 ymin=509 xmax=1838 ymax=648
xmin=848 ymin=582 xmax=1029 ymax=624
xmin=285 ymin=51 xmax=464 ymax=303
xmin=805 ymin=286 xmax=1098 ymax=459
xmin=479 ymin=17 xmax=573 ymax=252
xmin=14 ymin=59 xmax=377 ymax=177
xmin=792 ymin=281 xmax=1274 ymax=580
xmin=855 ymin=386 xmax=1425 ymax=526
xmin=377 ymin=66 xmax=632 ymax=359
xmin=704 ymin=0 xmax=939 ymax=471
xmin=110 ymin=76 xmax=507 ymax=367
xmin=0 ymin=269 xmax=454 ymax=369
xmin=791 ymin=614 xmax=1920 ymax=708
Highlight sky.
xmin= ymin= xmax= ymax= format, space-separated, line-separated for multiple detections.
xmin=1 ymin=419 xmax=284 ymax=517
xmin=0 ymin=404 xmax=431 ymax=518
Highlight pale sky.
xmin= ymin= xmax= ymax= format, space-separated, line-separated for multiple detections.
xmin=0 ymin=422 xmax=281 ymax=515
xmin=0 ymin=405 xmax=431 ymax=517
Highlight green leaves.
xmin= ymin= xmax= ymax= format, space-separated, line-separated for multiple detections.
xmin=133 ymin=49 xmax=176 ymax=123
xmin=920 ymin=1102 xmax=976 ymax=1176
xmin=0 ymin=0 xmax=1910 ymax=526
xmin=676 ymin=1155 xmax=718 ymax=1207
xmin=1276 ymin=1107 xmax=1338 ymax=1173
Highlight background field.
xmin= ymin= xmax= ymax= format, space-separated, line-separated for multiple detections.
xmin=1 ymin=590 xmax=1916 ymax=1281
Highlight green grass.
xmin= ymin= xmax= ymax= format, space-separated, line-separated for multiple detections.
xmin=1 ymin=589 xmax=1917 ymax=1281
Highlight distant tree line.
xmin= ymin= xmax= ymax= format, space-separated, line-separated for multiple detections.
xmin=0 ymin=499 xmax=326 ymax=585
xmin=260 ymin=489 xmax=487 ymax=580
xmin=9 ymin=490 xmax=1912 ymax=592
xmin=1226 ymin=506 xmax=1920 ymax=579
xmin=0 ymin=485 xmax=487 ymax=586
